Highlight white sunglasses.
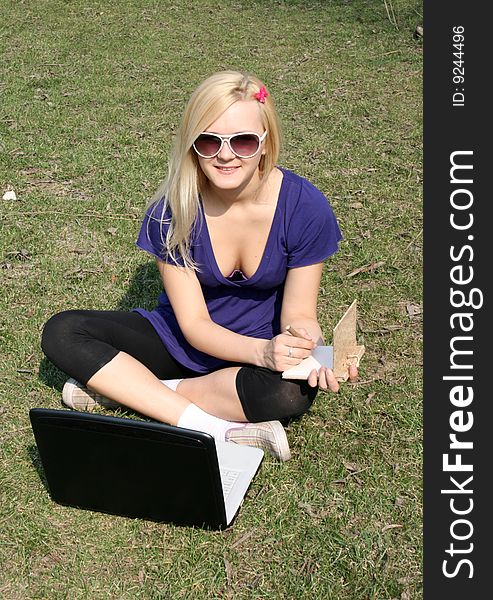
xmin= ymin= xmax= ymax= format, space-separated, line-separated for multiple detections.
xmin=193 ymin=131 xmax=268 ymax=159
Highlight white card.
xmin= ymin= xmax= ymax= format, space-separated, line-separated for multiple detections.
xmin=281 ymin=345 xmax=334 ymax=380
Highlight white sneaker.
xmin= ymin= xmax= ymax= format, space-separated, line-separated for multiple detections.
xmin=225 ymin=420 xmax=291 ymax=461
xmin=62 ymin=378 xmax=121 ymax=411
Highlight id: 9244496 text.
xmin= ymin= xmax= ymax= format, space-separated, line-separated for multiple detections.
xmin=452 ymin=26 xmax=465 ymax=107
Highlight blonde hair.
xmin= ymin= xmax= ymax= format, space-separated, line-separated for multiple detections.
xmin=147 ymin=71 xmax=282 ymax=269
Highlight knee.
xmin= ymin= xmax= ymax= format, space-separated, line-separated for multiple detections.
xmin=270 ymin=379 xmax=317 ymax=422
xmin=41 ymin=310 xmax=82 ymax=359
xmin=238 ymin=366 xmax=317 ymax=422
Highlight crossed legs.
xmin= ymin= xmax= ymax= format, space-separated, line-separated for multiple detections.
xmin=86 ymin=351 xmax=246 ymax=424
xmin=41 ymin=309 xmax=316 ymax=425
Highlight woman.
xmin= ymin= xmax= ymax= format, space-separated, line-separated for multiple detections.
xmin=41 ymin=71 xmax=356 ymax=461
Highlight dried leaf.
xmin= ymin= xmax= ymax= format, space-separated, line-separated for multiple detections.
xmin=406 ymin=302 xmax=422 ymax=318
xmin=2 ymin=189 xmax=17 ymax=201
xmin=413 ymin=24 xmax=423 ymax=39
xmin=298 ymin=502 xmax=330 ymax=520
xmin=331 ymin=478 xmax=347 ymax=486
xmin=223 ymin=556 xmax=233 ymax=586
xmin=7 ymin=249 xmax=31 ymax=261
xmin=343 ymin=460 xmax=360 ymax=472
xmin=231 ymin=530 xmax=254 ymax=549
xmin=349 ymin=202 xmax=364 ymax=209
xmin=300 ymin=556 xmax=317 ymax=576
xmin=65 ymin=266 xmax=103 ymax=279
xmin=299 ymin=502 xmax=318 ymax=518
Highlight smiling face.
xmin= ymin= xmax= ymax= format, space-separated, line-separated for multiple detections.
xmin=195 ymin=100 xmax=267 ymax=196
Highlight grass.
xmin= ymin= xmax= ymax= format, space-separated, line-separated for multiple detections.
xmin=1 ymin=1 xmax=422 ymax=598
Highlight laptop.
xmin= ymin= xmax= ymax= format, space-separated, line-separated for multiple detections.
xmin=29 ymin=408 xmax=264 ymax=529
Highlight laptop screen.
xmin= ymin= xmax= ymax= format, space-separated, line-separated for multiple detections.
xmin=30 ymin=409 xmax=229 ymax=528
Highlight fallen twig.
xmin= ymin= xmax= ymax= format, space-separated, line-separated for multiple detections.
xmin=346 ymin=260 xmax=386 ymax=278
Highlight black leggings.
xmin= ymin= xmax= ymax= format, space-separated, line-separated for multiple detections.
xmin=41 ymin=310 xmax=317 ymax=423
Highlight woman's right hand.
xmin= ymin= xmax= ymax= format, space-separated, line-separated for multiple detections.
xmin=260 ymin=330 xmax=316 ymax=372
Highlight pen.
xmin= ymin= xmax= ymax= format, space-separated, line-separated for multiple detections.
xmin=286 ymin=325 xmax=323 ymax=348
xmin=285 ymin=325 xmax=305 ymax=338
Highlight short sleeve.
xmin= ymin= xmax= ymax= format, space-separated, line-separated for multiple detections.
xmin=286 ymin=181 xmax=342 ymax=268
xmin=136 ymin=199 xmax=185 ymax=266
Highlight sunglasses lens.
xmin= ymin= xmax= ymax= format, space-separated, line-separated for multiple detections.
xmin=230 ymin=134 xmax=260 ymax=157
xmin=194 ymin=134 xmax=222 ymax=157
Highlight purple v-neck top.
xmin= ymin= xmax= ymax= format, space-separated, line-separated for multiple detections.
xmin=134 ymin=168 xmax=342 ymax=373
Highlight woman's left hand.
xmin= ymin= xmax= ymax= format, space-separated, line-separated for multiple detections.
xmin=308 ymin=364 xmax=358 ymax=391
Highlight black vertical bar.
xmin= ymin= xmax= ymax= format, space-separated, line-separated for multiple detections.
xmin=424 ymin=2 xmax=490 ymax=597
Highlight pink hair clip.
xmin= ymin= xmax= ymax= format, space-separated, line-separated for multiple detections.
xmin=254 ymin=86 xmax=269 ymax=103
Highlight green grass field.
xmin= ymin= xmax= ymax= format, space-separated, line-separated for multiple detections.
xmin=1 ymin=1 xmax=422 ymax=598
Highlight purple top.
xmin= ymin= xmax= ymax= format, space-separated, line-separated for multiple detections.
xmin=134 ymin=168 xmax=342 ymax=373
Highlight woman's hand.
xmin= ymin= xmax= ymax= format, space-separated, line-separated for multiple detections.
xmin=261 ymin=328 xmax=316 ymax=372
xmin=308 ymin=364 xmax=358 ymax=391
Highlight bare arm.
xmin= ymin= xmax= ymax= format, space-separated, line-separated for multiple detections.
xmin=156 ymin=259 xmax=315 ymax=370
xmin=280 ymin=263 xmax=356 ymax=390
xmin=156 ymin=259 xmax=265 ymax=365
xmin=280 ymin=262 xmax=325 ymax=345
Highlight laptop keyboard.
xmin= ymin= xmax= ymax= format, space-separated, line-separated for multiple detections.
xmin=220 ymin=468 xmax=241 ymax=499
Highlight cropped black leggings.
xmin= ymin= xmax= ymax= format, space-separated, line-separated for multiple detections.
xmin=41 ymin=310 xmax=317 ymax=423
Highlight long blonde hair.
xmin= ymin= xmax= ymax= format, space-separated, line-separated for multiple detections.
xmin=147 ymin=71 xmax=282 ymax=269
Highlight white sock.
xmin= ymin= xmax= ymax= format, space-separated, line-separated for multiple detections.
xmin=160 ymin=378 xmax=183 ymax=392
xmin=177 ymin=403 xmax=241 ymax=442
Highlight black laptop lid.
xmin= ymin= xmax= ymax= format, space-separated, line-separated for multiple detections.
xmin=29 ymin=408 xmax=227 ymax=529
